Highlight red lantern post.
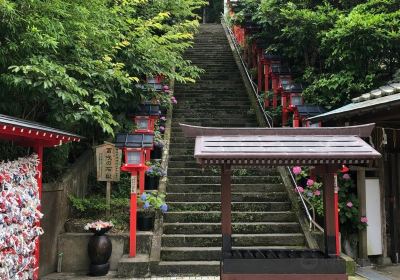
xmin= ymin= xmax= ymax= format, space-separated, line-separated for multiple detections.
xmin=116 ymin=133 xmax=154 ymax=257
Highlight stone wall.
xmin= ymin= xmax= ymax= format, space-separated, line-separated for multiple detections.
xmin=40 ymin=150 xmax=94 ymax=277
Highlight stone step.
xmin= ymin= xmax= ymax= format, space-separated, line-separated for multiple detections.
xmin=167 ymin=175 xmax=282 ymax=184
xmin=164 ymin=211 xmax=297 ymax=223
xmin=160 ymin=246 xmax=306 ymax=262
xmin=167 ymin=168 xmax=279 ymax=177
xmin=172 ymin=108 xmax=254 ymax=114
xmin=166 ymin=183 xmax=285 ymax=193
xmin=173 ymin=105 xmax=252 ymax=110
xmin=176 ymin=100 xmax=251 ymax=105
xmin=168 ymin=201 xmax=291 ymax=212
xmin=170 ymin=117 xmax=258 ymax=124
xmin=166 ymin=192 xmax=289 ymax=202
xmin=161 ymin=233 xmax=305 ymax=247
xmin=163 ymin=222 xmax=301 ymax=234
xmin=170 ymin=123 xmax=256 ymax=129
xmin=154 ymin=260 xmax=220 ymax=276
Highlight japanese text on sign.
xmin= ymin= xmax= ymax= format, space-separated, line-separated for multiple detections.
xmin=96 ymin=143 xmax=122 ymax=182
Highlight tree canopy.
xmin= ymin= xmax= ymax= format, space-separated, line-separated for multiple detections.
xmin=231 ymin=0 xmax=400 ymax=108
xmin=0 ymin=0 xmax=205 ymax=135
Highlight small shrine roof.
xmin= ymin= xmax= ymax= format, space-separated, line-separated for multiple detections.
xmin=0 ymin=114 xmax=83 ymax=146
xmin=181 ymin=124 xmax=381 ymax=166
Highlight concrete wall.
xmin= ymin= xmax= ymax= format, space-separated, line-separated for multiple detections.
xmin=58 ymin=232 xmax=152 ymax=272
xmin=40 ymin=150 xmax=94 ymax=277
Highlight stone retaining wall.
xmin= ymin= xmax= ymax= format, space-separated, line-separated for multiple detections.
xmin=40 ymin=150 xmax=94 ymax=277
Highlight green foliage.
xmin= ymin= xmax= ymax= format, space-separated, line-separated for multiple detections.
xmin=138 ymin=191 xmax=168 ymax=214
xmin=0 ymin=0 xmax=205 ymax=136
xmin=293 ymin=166 xmax=367 ymax=234
xmin=231 ymin=0 xmax=400 ymax=108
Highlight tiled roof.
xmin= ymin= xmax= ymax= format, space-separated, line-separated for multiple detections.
xmin=309 ymin=83 xmax=400 ymax=121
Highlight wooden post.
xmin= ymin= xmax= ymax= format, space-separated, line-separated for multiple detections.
xmin=139 ymin=170 xmax=145 ymax=193
xmin=272 ymin=77 xmax=279 ymax=108
xmin=317 ymin=165 xmax=340 ymax=257
xmin=33 ymin=144 xmax=43 ymax=280
xmin=257 ymin=52 xmax=263 ymax=92
xmin=106 ymin=181 xmax=111 ymax=218
xmin=221 ymin=164 xmax=232 ymax=257
xmin=357 ymin=168 xmax=368 ymax=263
xmin=130 ymin=172 xmax=138 ymax=257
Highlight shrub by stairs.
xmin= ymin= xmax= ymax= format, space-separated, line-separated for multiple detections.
xmin=155 ymin=23 xmax=307 ymax=276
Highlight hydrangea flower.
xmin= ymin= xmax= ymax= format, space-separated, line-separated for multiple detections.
xmin=306 ymin=179 xmax=314 ymax=186
xmin=314 ymin=190 xmax=321 ymax=196
xmin=140 ymin=193 xmax=147 ymax=201
xmin=163 ymin=85 xmax=169 ymax=91
xmin=346 ymin=201 xmax=353 ymax=208
xmin=160 ymin=204 xmax=168 ymax=213
xmin=295 ymin=186 xmax=304 ymax=193
xmin=159 ymin=126 xmax=165 ymax=132
xmin=171 ymin=96 xmax=177 ymax=104
xmin=361 ymin=216 xmax=368 ymax=223
xmin=292 ymin=166 xmax=302 ymax=175
xmin=143 ymin=202 xmax=150 ymax=209
xmin=160 ymin=116 xmax=166 ymax=121
xmin=343 ymin=173 xmax=351 ymax=180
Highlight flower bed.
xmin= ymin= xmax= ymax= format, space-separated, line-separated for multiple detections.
xmin=292 ymin=165 xmax=367 ymax=234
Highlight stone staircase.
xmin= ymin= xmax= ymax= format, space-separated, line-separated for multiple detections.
xmin=157 ymin=24 xmax=307 ymax=276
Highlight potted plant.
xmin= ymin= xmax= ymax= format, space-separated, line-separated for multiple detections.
xmin=84 ymin=220 xmax=114 ymax=276
xmin=145 ymin=161 xmax=166 ymax=190
xmin=137 ymin=191 xmax=168 ymax=231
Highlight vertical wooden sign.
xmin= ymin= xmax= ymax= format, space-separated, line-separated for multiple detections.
xmin=95 ymin=142 xmax=122 ymax=217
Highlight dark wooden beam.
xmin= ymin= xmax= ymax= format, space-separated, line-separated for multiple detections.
xmin=221 ymin=164 xmax=232 ymax=257
xmin=316 ymin=165 xmax=340 ymax=257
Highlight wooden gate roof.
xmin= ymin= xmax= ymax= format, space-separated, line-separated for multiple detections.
xmin=180 ymin=123 xmax=381 ymax=166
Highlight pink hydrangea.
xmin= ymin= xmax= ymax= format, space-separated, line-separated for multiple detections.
xmin=314 ymin=190 xmax=321 ymax=196
xmin=292 ymin=166 xmax=302 ymax=175
xmin=343 ymin=173 xmax=351 ymax=180
xmin=171 ymin=96 xmax=177 ymax=104
xmin=306 ymin=179 xmax=314 ymax=186
xmin=361 ymin=216 xmax=368 ymax=223
xmin=295 ymin=186 xmax=304 ymax=193
xmin=346 ymin=201 xmax=353 ymax=208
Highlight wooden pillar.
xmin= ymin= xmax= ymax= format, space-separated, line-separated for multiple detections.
xmin=257 ymin=51 xmax=263 ymax=92
xmin=357 ymin=168 xmax=368 ymax=263
xmin=33 ymin=144 xmax=43 ymax=280
xmin=317 ymin=165 xmax=340 ymax=257
xmin=221 ymin=164 xmax=232 ymax=257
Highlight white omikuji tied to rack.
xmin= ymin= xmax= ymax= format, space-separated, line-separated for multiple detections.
xmin=0 ymin=154 xmax=44 ymax=280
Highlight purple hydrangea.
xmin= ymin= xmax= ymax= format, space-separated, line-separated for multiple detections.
xmin=140 ymin=193 xmax=147 ymax=201
xmin=160 ymin=204 xmax=168 ymax=213
xmin=343 ymin=173 xmax=351 ymax=180
xmin=143 ymin=201 xmax=150 ymax=209
xmin=159 ymin=126 xmax=165 ymax=132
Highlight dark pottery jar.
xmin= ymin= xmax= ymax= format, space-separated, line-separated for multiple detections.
xmin=137 ymin=211 xmax=155 ymax=231
xmin=145 ymin=175 xmax=160 ymax=190
xmin=87 ymin=227 xmax=112 ymax=276
xmin=151 ymin=145 xmax=163 ymax=160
